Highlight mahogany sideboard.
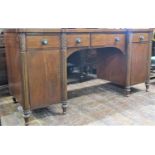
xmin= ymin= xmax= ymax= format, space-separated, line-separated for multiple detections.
xmin=4 ymin=28 xmax=153 ymax=125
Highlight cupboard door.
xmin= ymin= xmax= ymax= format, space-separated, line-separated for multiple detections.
xmin=27 ymin=50 xmax=61 ymax=109
xmin=130 ymin=43 xmax=149 ymax=85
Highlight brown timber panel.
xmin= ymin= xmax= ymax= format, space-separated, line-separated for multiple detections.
xmin=4 ymin=33 xmax=22 ymax=103
xmin=91 ymin=34 xmax=125 ymax=48
xmin=97 ymin=48 xmax=126 ymax=86
xmin=132 ymin=33 xmax=149 ymax=43
xmin=66 ymin=34 xmax=90 ymax=47
xmin=26 ymin=35 xmax=60 ymax=49
xmin=27 ymin=50 xmax=61 ymax=109
xmin=130 ymin=43 xmax=149 ymax=85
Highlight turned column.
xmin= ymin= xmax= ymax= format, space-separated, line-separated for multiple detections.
xmin=125 ymin=31 xmax=132 ymax=97
xmin=145 ymin=31 xmax=153 ymax=92
xmin=61 ymin=31 xmax=68 ymax=114
xmin=19 ymin=33 xmax=31 ymax=125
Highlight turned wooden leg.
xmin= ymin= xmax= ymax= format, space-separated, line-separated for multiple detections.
xmin=145 ymin=81 xmax=150 ymax=92
xmin=125 ymin=86 xmax=131 ymax=97
xmin=61 ymin=101 xmax=68 ymax=114
xmin=12 ymin=97 xmax=18 ymax=104
xmin=23 ymin=110 xmax=31 ymax=126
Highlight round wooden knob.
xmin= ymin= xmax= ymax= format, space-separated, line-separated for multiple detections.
xmin=75 ymin=38 xmax=81 ymax=44
xmin=115 ymin=37 xmax=120 ymax=42
xmin=41 ymin=39 xmax=48 ymax=45
xmin=139 ymin=36 xmax=144 ymax=41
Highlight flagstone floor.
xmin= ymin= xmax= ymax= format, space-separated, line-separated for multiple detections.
xmin=1 ymin=79 xmax=155 ymax=126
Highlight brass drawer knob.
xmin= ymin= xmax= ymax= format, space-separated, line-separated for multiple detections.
xmin=115 ymin=37 xmax=120 ymax=42
xmin=75 ymin=38 xmax=81 ymax=44
xmin=41 ymin=39 xmax=48 ymax=45
xmin=139 ymin=36 xmax=144 ymax=41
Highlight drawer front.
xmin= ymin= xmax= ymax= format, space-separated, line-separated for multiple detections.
xmin=66 ymin=34 xmax=90 ymax=47
xmin=26 ymin=35 xmax=60 ymax=49
xmin=91 ymin=34 xmax=125 ymax=47
xmin=132 ymin=33 xmax=149 ymax=43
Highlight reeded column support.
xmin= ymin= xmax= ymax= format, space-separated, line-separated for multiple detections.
xmin=145 ymin=32 xmax=153 ymax=92
xmin=61 ymin=30 xmax=68 ymax=114
xmin=19 ymin=33 xmax=31 ymax=126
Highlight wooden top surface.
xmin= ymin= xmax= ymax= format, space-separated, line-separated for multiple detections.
xmin=5 ymin=28 xmax=153 ymax=33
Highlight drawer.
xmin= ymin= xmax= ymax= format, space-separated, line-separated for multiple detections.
xmin=132 ymin=33 xmax=149 ymax=42
xmin=91 ymin=34 xmax=125 ymax=47
xmin=66 ymin=34 xmax=90 ymax=47
xmin=26 ymin=35 xmax=60 ymax=49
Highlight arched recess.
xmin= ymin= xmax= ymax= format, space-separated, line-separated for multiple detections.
xmin=67 ymin=47 xmax=127 ymax=85
xmin=67 ymin=46 xmax=125 ymax=58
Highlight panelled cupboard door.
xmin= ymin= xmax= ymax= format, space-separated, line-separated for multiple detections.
xmin=130 ymin=43 xmax=149 ymax=85
xmin=27 ymin=50 xmax=61 ymax=109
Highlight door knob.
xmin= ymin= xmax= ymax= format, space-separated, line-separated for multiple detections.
xmin=75 ymin=38 xmax=81 ymax=44
xmin=115 ymin=37 xmax=120 ymax=42
xmin=139 ymin=36 xmax=144 ymax=42
xmin=41 ymin=39 xmax=48 ymax=45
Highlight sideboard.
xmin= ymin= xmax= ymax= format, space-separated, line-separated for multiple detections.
xmin=4 ymin=28 xmax=153 ymax=125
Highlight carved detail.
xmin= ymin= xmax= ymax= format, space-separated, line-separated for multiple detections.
xmin=20 ymin=52 xmax=30 ymax=110
xmin=61 ymin=32 xmax=68 ymax=113
xmin=145 ymin=32 xmax=153 ymax=92
xmin=19 ymin=33 xmax=26 ymax=52
xmin=125 ymin=31 xmax=132 ymax=96
xmin=19 ymin=33 xmax=31 ymax=123
xmin=61 ymin=33 xmax=67 ymax=51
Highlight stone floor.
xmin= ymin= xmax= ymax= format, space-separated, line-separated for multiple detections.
xmin=1 ymin=79 xmax=155 ymax=126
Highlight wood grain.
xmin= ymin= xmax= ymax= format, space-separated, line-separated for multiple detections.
xmin=27 ymin=50 xmax=61 ymax=109
xmin=91 ymin=33 xmax=125 ymax=48
xmin=4 ymin=28 xmax=153 ymax=125
xmin=4 ymin=32 xmax=22 ymax=104
xmin=26 ymin=35 xmax=60 ymax=49
xmin=66 ymin=34 xmax=90 ymax=47
xmin=131 ymin=33 xmax=149 ymax=43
